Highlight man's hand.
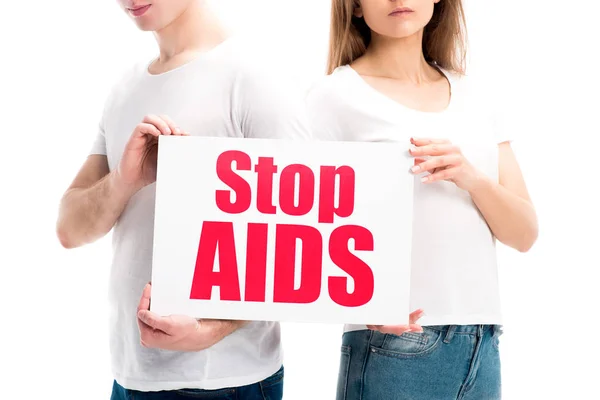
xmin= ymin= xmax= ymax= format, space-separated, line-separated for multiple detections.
xmin=367 ymin=309 xmax=425 ymax=336
xmin=117 ymin=114 xmax=188 ymax=193
xmin=136 ymin=283 xmax=248 ymax=352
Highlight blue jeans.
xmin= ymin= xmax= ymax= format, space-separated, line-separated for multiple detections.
xmin=337 ymin=325 xmax=502 ymax=400
xmin=111 ymin=366 xmax=283 ymax=400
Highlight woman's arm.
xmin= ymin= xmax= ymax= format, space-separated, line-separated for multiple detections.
xmin=468 ymin=143 xmax=538 ymax=252
xmin=410 ymin=138 xmax=539 ymax=252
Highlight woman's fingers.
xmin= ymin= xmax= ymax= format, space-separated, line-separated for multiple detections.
xmin=410 ymin=137 xmax=451 ymax=146
xmin=409 ymin=309 xmax=425 ymax=324
xmin=423 ymin=166 xmax=461 ymax=183
xmin=368 ymin=309 xmax=426 ymax=335
xmin=410 ymin=143 xmax=460 ymax=157
xmin=411 ymin=154 xmax=461 ymax=174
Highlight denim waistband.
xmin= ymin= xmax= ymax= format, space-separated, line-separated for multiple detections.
xmin=425 ymin=325 xmax=499 ymax=336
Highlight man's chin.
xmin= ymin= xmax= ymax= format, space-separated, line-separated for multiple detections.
xmin=132 ymin=20 xmax=161 ymax=32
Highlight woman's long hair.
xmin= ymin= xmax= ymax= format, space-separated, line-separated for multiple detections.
xmin=327 ymin=0 xmax=468 ymax=74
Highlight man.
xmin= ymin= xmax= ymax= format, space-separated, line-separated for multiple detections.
xmin=56 ymin=0 xmax=309 ymax=398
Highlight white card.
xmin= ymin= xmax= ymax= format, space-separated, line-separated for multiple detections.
xmin=150 ymin=136 xmax=414 ymax=326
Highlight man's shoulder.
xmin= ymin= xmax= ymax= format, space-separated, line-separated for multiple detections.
xmin=200 ymin=37 xmax=267 ymax=81
xmin=305 ymin=66 xmax=354 ymax=117
xmin=103 ymin=61 xmax=147 ymax=100
xmin=97 ymin=62 xmax=147 ymax=119
xmin=215 ymin=38 xmax=307 ymax=107
xmin=306 ymin=72 xmax=341 ymax=102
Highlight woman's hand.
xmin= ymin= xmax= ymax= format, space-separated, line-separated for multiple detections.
xmin=409 ymin=137 xmax=483 ymax=192
xmin=367 ymin=309 xmax=425 ymax=335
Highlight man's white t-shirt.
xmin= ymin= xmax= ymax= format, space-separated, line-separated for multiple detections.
xmin=89 ymin=39 xmax=309 ymax=391
xmin=305 ymin=65 xmax=510 ymax=332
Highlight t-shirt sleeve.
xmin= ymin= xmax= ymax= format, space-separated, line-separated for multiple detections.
xmin=88 ymin=63 xmax=133 ymax=156
xmin=487 ymin=78 xmax=512 ymax=144
xmin=234 ymin=62 xmax=312 ymax=141
xmin=491 ymin=106 xmax=512 ymax=144
xmin=89 ymin=119 xmax=107 ymax=155
xmin=89 ymin=86 xmax=116 ymax=156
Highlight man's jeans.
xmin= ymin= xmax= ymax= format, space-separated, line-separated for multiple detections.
xmin=337 ymin=325 xmax=503 ymax=400
xmin=111 ymin=366 xmax=283 ymax=400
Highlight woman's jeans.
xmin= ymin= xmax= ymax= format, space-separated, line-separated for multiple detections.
xmin=337 ymin=325 xmax=503 ymax=400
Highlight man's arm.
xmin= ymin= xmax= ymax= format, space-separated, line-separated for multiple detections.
xmin=56 ymin=155 xmax=137 ymax=249
xmin=136 ymin=283 xmax=248 ymax=352
xmin=57 ymin=113 xmax=183 ymax=249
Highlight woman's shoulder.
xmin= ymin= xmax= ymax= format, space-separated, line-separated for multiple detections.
xmin=440 ymin=66 xmax=497 ymax=94
xmin=436 ymin=66 xmax=502 ymax=110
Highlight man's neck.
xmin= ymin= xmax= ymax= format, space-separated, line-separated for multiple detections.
xmin=357 ymin=30 xmax=438 ymax=84
xmin=152 ymin=1 xmax=228 ymax=64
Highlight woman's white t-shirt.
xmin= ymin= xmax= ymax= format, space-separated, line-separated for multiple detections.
xmin=305 ymin=65 xmax=510 ymax=331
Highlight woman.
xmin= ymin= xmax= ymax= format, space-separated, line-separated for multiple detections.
xmin=305 ymin=1 xmax=538 ymax=399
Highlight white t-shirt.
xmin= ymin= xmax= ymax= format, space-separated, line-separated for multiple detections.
xmin=305 ymin=65 xmax=510 ymax=331
xmin=89 ymin=39 xmax=310 ymax=391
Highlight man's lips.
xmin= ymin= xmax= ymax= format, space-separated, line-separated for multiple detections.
xmin=128 ymin=4 xmax=151 ymax=17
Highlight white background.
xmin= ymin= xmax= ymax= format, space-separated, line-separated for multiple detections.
xmin=1 ymin=0 xmax=599 ymax=399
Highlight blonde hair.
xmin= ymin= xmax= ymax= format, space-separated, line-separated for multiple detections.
xmin=327 ymin=0 xmax=468 ymax=75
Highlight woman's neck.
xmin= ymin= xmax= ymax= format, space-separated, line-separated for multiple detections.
xmin=152 ymin=1 xmax=228 ymax=63
xmin=354 ymin=30 xmax=439 ymax=84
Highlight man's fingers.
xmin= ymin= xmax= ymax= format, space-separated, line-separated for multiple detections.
xmin=138 ymin=310 xmax=174 ymax=335
xmin=143 ymin=114 xmax=172 ymax=135
xmin=137 ymin=123 xmax=162 ymax=138
xmin=139 ymin=320 xmax=172 ymax=348
xmin=159 ymin=115 xmax=183 ymax=135
xmin=136 ymin=283 xmax=176 ymax=348
xmin=137 ymin=283 xmax=151 ymax=313
xmin=139 ymin=323 xmax=153 ymax=348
